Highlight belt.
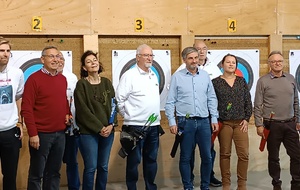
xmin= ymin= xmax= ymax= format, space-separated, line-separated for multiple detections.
xmin=186 ymin=116 xmax=208 ymax=120
xmin=263 ymin=117 xmax=295 ymax=123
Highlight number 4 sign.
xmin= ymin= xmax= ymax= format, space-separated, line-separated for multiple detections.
xmin=227 ymin=19 xmax=236 ymax=32
xmin=32 ymin=16 xmax=42 ymax=32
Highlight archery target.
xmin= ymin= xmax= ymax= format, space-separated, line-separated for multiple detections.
xmin=208 ymin=50 xmax=259 ymax=104
xmin=112 ymin=50 xmax=171 ymax=110
xmin=8 ymin=51 xmax=73 ymax=82
xmin=289 ymin=50 xmax=300 ymax=97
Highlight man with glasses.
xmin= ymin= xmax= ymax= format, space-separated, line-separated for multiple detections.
xmin=116 ymin=44 xmax=161 ymax=190
xmin=254 ymin=51 xmax=300 ymax=190
xmin=21 ymin=46 xmax=70 ymax=190
xmin=175 ymin=40 xmax=222 ymax=187
xmin=0 ymin=36 xmax=24 ymax=190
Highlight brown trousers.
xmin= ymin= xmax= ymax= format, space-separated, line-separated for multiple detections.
xmin=218 ymin=120 xmax=249 ymax=190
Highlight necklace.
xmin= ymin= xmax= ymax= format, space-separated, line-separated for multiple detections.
xmin=86 ymin=75 xmax=101 ymax=84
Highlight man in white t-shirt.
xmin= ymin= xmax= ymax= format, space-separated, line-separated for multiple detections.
xmin=58 ymin=52 xmax=80 ymax=190
xmin=175 ymin=40 xmax=222 ymax=187
xmin=0 ymin=36 xmax=24 ymax=190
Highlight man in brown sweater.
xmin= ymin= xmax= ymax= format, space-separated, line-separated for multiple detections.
xmin=254 ymin=51 xmax=300 ymax=190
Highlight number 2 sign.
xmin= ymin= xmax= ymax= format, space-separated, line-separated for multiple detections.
xmin=32 ymin=16 xmax=42 ymax=32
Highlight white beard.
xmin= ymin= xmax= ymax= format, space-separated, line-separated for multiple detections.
xmin=145 ymin=63 xmax=152 ymax=68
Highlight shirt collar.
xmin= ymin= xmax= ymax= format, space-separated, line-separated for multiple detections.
xmin=269 ymin=71 xmax=286 ymax=79
xmin=185 ymin=67 xmax=199 ymax=75
xmin=136 ymin=65 xmax=154 ymax=76
xmin=41 ymin=67 xmax=58 ymax=76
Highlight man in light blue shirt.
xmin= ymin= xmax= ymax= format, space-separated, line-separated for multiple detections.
xmin=165 ymin=47 xmax=219 ymax=190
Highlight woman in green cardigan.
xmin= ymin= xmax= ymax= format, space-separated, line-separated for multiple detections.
xmin=74 ymin=50 xmax=117 ymax=190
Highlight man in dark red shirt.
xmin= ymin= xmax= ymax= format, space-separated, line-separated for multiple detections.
xmin=21 ymin=46 xmax=70 ymax=190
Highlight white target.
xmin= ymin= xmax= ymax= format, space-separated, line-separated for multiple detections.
xmin=8 ymin=51 xmax=73 ymax=82
xmin=112 ymin=50 xmax=171 ymax=110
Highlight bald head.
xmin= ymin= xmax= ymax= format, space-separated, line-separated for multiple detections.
xmin=193 ymin=40 xmax=208 ymax=65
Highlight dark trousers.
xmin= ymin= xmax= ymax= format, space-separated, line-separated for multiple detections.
xmin=267 ymin=121 xmax=300 ymax=188
xmin=27 ymin=131 xmax=65 ymax=190
xmin=0 ymin=127 xmax=21 ymax=190
xmin=63 ymin=135 xmax=80 ymax=190
xmin=126 ymin=125 xmax=159 ymax=190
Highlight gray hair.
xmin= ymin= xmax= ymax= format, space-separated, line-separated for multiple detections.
xmin=181 ymin=47 xmax=199 ymax=60
xmin=136 ymin=44 xmax=152 ymax=55
xmin=41 ymin=46 xmax=58 ymax=56
xmin=268 ymin=51 xmax=283 ymax=59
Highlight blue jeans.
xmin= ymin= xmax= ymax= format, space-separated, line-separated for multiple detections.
xmin=190 ymin=141 xmax=217 ymax=184
xmin=0 ymin=127 xmax=21 ymax=190
xmin=27 ymin=131 xmax=65 ymax=190
xmin=126 ymin=125 xmax=159 ymax=190
xmin=79 ymin=133 xmax=114 ymax=190
xmin=63 ymin=135 xmax=80 ymax=190
xmin=178 ymin=117 xmax=212 ymax=190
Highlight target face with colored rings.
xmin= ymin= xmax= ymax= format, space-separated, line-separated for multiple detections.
xmin=119 ymin=58 xmax=165 ymax=94
xmin=8 ymin=51 xmax=73 ymax=82
xmin=208 ymin=49 xmax=259 ymax=104
xmin=112 ymin=50 xmax=171 ymax=110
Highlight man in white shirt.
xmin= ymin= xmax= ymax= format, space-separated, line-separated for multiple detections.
xmin=116 ymin=44 xmax=161 ymax=190
xmin=57 ymin=52 xmax=80 ymax=190
xmin=175 ymin=40 xmax=222 ymax=187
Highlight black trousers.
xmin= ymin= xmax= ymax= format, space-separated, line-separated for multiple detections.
xmin=0 ymin=127 xmax=21 ymax=190
xmin=267 ymin=121 xmax=300 ymax=187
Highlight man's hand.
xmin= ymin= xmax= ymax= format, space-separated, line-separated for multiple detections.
xmin=16 ymin=122 xmax=24 ymax=139
xmin=29 ymin=135 xmax=40 ymax=150
xmin=211 ymin=123 xmax=219 ymax=133
xmin=256 ymin=126 xmax=264 ymax=138
xmin=296 ymin=123 xmax=300 ymax=131
xmin=170 ymin=125 xmax=178 ymax=134
xmin=65 ymin=114 xmax=71 ymax=125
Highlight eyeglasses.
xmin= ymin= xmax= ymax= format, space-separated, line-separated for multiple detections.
xmin=268 ymin=60 xmax=283 ymax=64
xmin=138 ymin=54 xmax=155 ymax=58
xmin=43 ymin=54 xmax=61 ymax=60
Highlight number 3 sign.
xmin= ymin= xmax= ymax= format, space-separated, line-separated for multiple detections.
xmin=135 ymin=18 xmax=144 ymax=32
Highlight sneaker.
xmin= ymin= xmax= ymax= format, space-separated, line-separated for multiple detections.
xmin=210 ymin=177 xmax=222 ymax=187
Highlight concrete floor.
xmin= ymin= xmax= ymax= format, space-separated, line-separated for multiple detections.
xmin=59 ymin=169 xmax=291 ymax=190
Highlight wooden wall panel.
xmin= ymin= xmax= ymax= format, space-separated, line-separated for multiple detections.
xmin=0 ymin=1 xmax=91 ymax=34
xmin=278 ymin=1 xmax=300 ymax=35
xmin=0 ymin=0 xmax=299 ymax=36
xmin=189 ymin=0 xmax=277 ymax=35
xmin=92 ymin=0 xmax=188 ymax=35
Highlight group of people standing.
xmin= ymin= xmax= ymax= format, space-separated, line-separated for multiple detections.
xmin=0 ymin=35 xmax=299 ymax=190
xmin=165 ymin=41 xmax=300 ymax=190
